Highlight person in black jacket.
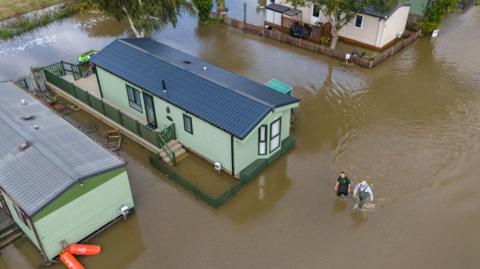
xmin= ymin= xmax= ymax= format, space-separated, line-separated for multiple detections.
xmin=334 ymin=171 xmax=351 ymax=197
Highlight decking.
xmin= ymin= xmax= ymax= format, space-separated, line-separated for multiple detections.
xmin=64 ymin=74 xmax=102 ymax=99
xmin=43 ymin=68 xmax=183 ymax=166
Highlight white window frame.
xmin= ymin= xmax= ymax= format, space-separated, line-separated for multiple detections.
xmin=354 ymin=14 xmax=364 ymax=29
xmin=258 ymin=125 xmax=267 ymax=155
xmin=126 ymin=85 xmax=143 ymax=112
xmin=183 ymin=114 xmax=193 ymax=134
xmin=269 ymin=118 xmax=281 ymax=153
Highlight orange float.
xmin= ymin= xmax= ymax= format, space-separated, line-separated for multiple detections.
xmin=65 ymin=244 xmax=102 ymax=256
xmin=60 ymin=251 xmax=85 ymax=269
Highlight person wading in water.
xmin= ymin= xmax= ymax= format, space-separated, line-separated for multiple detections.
xmin=353 ymin=180 xmax=374 ymax=209
xmin=334 ymin=171 xmax=351 ymax=197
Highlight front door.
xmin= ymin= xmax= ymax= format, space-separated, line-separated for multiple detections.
xmin=143 ymin=93 xmax=157 ymax=129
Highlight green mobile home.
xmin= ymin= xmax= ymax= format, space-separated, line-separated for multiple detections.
xmin=0 ymin=82 xmax=135 ymax=262
xmin=91 ymin=38 xmax=300 ymax=177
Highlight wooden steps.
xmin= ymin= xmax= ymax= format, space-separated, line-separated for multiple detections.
xmin=159 ymin=140 xmax=188 ymax=166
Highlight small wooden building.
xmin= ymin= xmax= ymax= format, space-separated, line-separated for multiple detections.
xmin=90 ymin=38 xmax=300 ymax=177
xmin=0 ymin=82 xmax=135 ymax=262
xmin=272 ymin=0 xmax=411 ymax=50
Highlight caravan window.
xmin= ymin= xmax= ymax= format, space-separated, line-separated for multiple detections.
xmin=355 ymin=14 xmax=364 ymax=28
xmin=270 ymin=119 xmax=281 ymax=153
xmin=313 ymin=4 xmax=320 ymax=18
xmin=258 ymin=125 xmax=267 ymax=155
xmin=126 ymin=85 xmax=142 ymax=112
xmin=183 ymin=114 xmax=193 ymax=134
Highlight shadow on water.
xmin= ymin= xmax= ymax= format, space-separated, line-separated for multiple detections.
xmin=74 ymin=12 xmax=130 ymax=38
xmin=220 ymin=156 xmax=292 ymax=223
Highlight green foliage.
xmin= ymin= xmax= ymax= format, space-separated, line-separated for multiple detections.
xmin=0 ymin=29 xmax=14 ymax=39
xmin=203 ymin=17 xmax=224 ymax=25
xmin=420 ymin=0 xmax=458 ymax=33
xmin=215 ymin=0 xmax=226 ymax=13
xmin=366 ymin=0 xmax=399 ymax=13
xmin=320 ymin=36 xmax=331 ymax=45
xmin=288 ymin=0 xmax=365 ymax=30
xmin=84 ymin=0 xmax=194 ymax=36
xmin=192 ymin=0 xmax=213 ymax=21
xmin=288 ymin=0 xmax=308 ymax=8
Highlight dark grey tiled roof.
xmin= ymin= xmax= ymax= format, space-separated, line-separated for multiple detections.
xmin=285 ymin=8 xmax=302 ymax=16
xmin=266 ymin=3 xmax=291 ymax=13
xmin=0 ymin=82 xmax=125 ymax=216
xmin=91 ymin=38 xmax=299 ymax=139
xmin=362 ymin=3 xmax=411 ymax=19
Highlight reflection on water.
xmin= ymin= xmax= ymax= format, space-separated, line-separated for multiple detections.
xmin=1 ymin=5 xmax=480 ymax=269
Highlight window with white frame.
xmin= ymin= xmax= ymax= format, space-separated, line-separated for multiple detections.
xmin=258 ymin=125 xmax=267 ymax=155
xmin=313 ymin=4 xmax=320 ymax=18
xmin=354 ymin=14 xmax=364 ymax=28
xmin=183 ymin=114 xmax=193 ymax=134
xmin=126 ymin=85 xmax=142 ymax=112
xmin=270 ymin=119 xmax=281 ymax=153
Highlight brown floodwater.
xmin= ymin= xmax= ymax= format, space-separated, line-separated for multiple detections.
xmin=1 ymin=2 xmax=480 ymax=268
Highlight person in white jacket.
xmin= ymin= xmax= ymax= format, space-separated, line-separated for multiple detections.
xmin=353 ymin=181 xmax=374 ymax=209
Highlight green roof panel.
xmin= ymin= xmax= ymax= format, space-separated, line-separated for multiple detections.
xmin=265 ymin=79 xmax=293 ymax=96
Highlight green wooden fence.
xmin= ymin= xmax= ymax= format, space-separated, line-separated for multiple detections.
xmin=149 ymin=137 xmax=295 ymax=208
xmin=44 ymin=66 xmax=294 ymax=208
xmin=43 ymin=69 xmax=176 ymax=150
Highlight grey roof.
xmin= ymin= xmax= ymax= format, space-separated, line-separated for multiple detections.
xmin=266 ymin=3 xmax=291 ymax=13
xmin=361 ymin=4 xmax=411 ymax=19
xmin=91 ymin=38 xmax=299 ymax=139
xmin=0 ymin=82 xmax=125 ymax=216
xmin=285 ymin=8 xmax=302 ymax=16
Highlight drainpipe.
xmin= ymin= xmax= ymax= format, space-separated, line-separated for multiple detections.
xmin=375 ymin=18 xmax=384 ymax=48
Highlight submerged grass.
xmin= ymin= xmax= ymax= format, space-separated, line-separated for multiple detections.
xmin=0 ymin=0 xmax=63 ymax=21
xmin=0 ymin=4 xmax=78 ymax=40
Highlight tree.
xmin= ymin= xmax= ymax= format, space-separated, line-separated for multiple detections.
xmin=81 ymin=0 xmax=193 ymax=37
xmin=420 ymin=0 xmax=458 ymax=33
xmin=215 ymin=0 xmax=225 ymax=16
xmin=288 ymin=0 xmax=364 ymax=49
xmin=192 ymin=0 xmax=213 ymax=21
xmin=366 ymin=0 xmax=398 ymax=13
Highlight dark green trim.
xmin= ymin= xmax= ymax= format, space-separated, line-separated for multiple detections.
xmin=231 ymin=135 xmax=235 ymax=176
xmin=94 ymin=65 xmax=104 ymax=98
xmin=32 ymin=167 xmax=126 ymax=222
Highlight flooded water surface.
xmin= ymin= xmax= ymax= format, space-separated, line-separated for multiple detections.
xmin=1 ymin=3 xmax=480 ymax=269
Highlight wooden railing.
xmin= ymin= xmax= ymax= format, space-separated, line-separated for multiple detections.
xmin=43 ymin=67 xmax=178 ymax=163
xmin=278 ymin=16 xmax=327 ymax=43
xmin=43 ymin=61 xmax=93 ymax=80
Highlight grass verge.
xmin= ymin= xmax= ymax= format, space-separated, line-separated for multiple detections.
xmin=0 ymin=3 xmax=85 ymax=40
xmin=0 ymin=0 xmax=63 ymax=21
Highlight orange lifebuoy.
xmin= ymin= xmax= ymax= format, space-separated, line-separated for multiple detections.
xmin=60 ymin=251 xmax=85 ymax=269
xmin=66 ymin=244 xmax=102 ymax=256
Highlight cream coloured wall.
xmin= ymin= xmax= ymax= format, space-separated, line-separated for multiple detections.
xmin=381 ymin=6 xmax=410 ymax=47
